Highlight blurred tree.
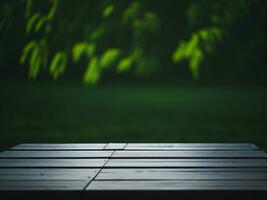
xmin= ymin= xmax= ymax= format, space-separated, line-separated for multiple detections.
xmin=0 ymin=0 xmax=266 ymax=83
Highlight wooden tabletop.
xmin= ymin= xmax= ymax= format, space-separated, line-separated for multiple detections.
xmin=0 ymin=143 xmax=266 ymax=199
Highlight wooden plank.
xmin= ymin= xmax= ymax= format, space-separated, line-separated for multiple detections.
xmin=0 ymin=168 xmax=100 ymax=180
xmin=104 ymin=143 xmax=127 ymax=150
xmin=86 ymin=180 xmax=267 ymax=190
xmin=125 ymin=143 xmax=259 ymax=150
xmin=0 ymin=180 xmax=89 ymax=190
xmin=96 ymin=168 xmax=267 ymax=173
xmin=112 ymin=150 xmax=267 ymax=158
xmin=11 ymin=143 xmax=107 ymax=150
xmin=0 ymin=151 xmax=113 ymax=158
xmin=0 ymin=159 xmax=107 ymax=168
xmin=105 ymin=159 xmax=267 ymax=168
xmin=0 ymin=168 xmax=100 ymax=175
xmin=96 ymin=168 xmax=267 ymax=180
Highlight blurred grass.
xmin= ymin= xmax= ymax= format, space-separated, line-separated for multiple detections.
xmin=0 ymin=80 xmax=267 ymax=150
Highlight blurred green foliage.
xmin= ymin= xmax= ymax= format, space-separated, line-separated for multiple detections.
xmin=49 ymin=51 xmax=67 ymax=79
xmin=20 ymin=39 xmax=48 ymax=78
xmin=0 ymin=0 xmax=266 ymax=83
xmin=172 ymin=27 xmax=223 ymax=78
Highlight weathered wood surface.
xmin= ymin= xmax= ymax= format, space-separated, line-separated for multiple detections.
xmin=104 ymin=143 xmax=127 ymax=150
xmin=0 ymin=168 xmax=100 ymax=180
xmin=4 ymin=150 xmax=266 ymax=159
xmin=0 ymin=151 xmax=113 ymax=158
xmin=0 ymin=143 xmax=266 ymax=200
xmin=112 ymin=150 xmax=267 ymax=158
xmin=11 ymin=143 xmax=107 ymax=150
xmin=11 ymin=143 xmax=258 ymax=150
xmin=0 ymin=159 xmax=107 ymax=168
xmin=87 ymin=180 xmax=267 ymax=190
xmin=124 ymin=143 xmax=259 ymax=150
xmin=95 ymin=168 xmax=267 ymax=180
xmin=105 ymin=159 xmax=267 ymax=168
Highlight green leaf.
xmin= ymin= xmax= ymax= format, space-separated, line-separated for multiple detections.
xmin=199 ymin=30 xmax=209 ymax=41
xmin=72 ymin=43 xmax=89 ymax=62
xmin=118 ymin=57 xmax=133 ymax=72
xmin=72 ymin=43 xmax=95 ymax=62
xmin=49 ymin=51 xmax=67 ymax=79
xmin=20 ymin=39 xmax=48 ymax=78
xmin=172 ymin=26 xmax=225 ymax=79
xmin=190 ymin=49 xmax=203 ymax=79
xmin=34 ymin=17 xmax=48 ymax=33
xmin=122 ymin=2 xmax=140 ymax=24
xmin=29 ymin=47 xmax=41 ymax=78
xmin=86 ymin=44 xmax=95 ymax=56
xmin=26 ymin=12 xmax=41 ymax=34
xmin=99 ymin=48 xmax=120 ymax=68
xmin=47 ymin=0 xmax=59 ymax=20
xmin=20 ymin=41 xmax=36 ymax=64
xmin=185 ymin=34 xmax=199 ymax=56
xmin=103 ymin=5 xmax=114 ymax=18
xmin=83 ymin=56 xmax=100 ymax=84
xmin=172 ymin=41 xmax=188 ymax=62
xmin=90 ymin=25 xmax=105 ymax=40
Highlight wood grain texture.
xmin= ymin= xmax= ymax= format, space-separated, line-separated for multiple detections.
xmin=96 ymin=168 xmax=267 ymax=180
xmin=0 ymin=168 xmax=100 ymax=180
xmin=125 ymin=143 xmax=259 ymax=150
xmin=104 ymin=143 xmax=127 ymax=150
xmin=105 ymin=159 xmax=267 ymax=168
xmin=112 ymin=150 xmax=267 ymax=158
xmin=1 ymin=142 xmax=267 ymax=199
xmin=0 ymin=159 xmax=107 ymax=168
xmin=11 ymin=143 xmax=107 ymax=150
xmin=0 ymin=151 xmax=113 ymax=158
xmin=87 ymin=180 xmax=267 ymax=190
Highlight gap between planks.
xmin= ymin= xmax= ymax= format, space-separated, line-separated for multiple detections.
xmin=83 ymin=150 xmax=117 ymax=191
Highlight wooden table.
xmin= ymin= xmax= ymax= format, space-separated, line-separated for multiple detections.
xmin=0 ymin=143 xmax=267 ymax=199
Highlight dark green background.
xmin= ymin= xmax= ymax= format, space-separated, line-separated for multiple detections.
xmin=0 ymin=79 xmax=266 ymax=150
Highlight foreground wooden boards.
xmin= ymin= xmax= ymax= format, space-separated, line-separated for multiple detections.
xmin=2 ymin=150 xmax=266 ymax=159
xmin=0 ymin=168 xmax=100 ymax=180
xmin=125 ymin=143 xmax=259 ymax=150
xmin=87 ymin=180 xmax=267 ymax=190
xmin=95 ymin=168 xmax=267 ymax=180
xmin=12 ymin=143 xmax=258 ymax=150
xmin=105 ymin=159 xmax=267 ymax=168
xmin=112 ymin=150 xmax=267 ymax=158
xmin=0 ymin=159 xmax=107 ymax=168
xmin=0 ymin=143 xmax=267 ymax=200
xmin=0 ymin=151 xmax=112 ymax=158
xmin=0 ymin=168 xmax=100 ymax=200
xmin=11 ymin=143 xmax=127 ymax=150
